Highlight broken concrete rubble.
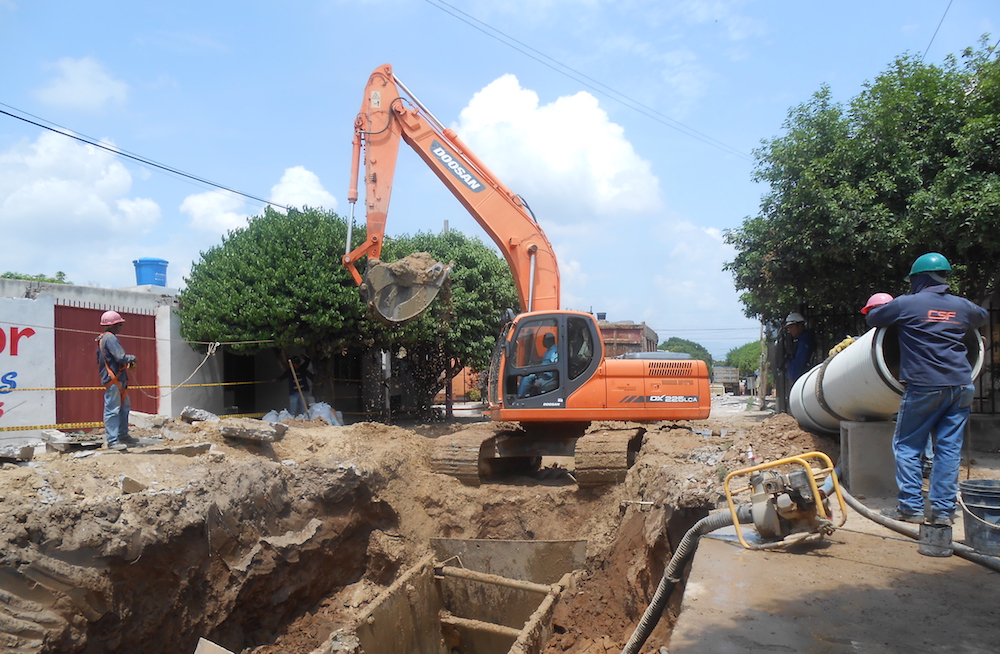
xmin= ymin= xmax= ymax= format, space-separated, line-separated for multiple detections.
xmin=119 ymin=474 xmax=148 ymax=494
xmin=219 ymin=418 xmax=288 ymax=443
xmin=181 ymin=406 xmax=222 ymax=423
xmin=129 ymin=411 xmax=169 ymax=429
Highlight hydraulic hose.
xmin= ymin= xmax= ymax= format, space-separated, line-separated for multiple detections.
xmin=840 ymin=486 xmax=1000 ymax=574
xmin=620 ymin=505 xmax=754 ymax=654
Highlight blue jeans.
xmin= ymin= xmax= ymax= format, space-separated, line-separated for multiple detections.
xmin=103 ymin=384 xmax=131 ymax=444
xmin=289 ymin=391 xmax=313 ymax=417
xmin=893 ymin=384 xmax=974 ymax=517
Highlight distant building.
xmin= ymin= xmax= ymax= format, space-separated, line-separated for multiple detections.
xmin=597 ymin=320 xmax=658 ymax=357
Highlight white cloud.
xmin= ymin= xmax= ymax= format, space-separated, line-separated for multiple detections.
xmin=456 ymin=74 xmax=661 ymax=219
xmin=180 ymin=191 xmax=249 ymax=234
xmin=446 ymin=74 xmax=757 ymax=356
xmin=117 ymin=197 xmax=161 ymax=228
xmin=269 ymin=166 xmax=338 ymax=212
xmin=34 ymin=57 xmax=128 ymax=112
xmin=0 ymin=132 xmax=157 ymax=231
xmin=0 ymin=131 xmax=162 ymax=285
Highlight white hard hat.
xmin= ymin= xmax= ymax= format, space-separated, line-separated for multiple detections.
xmin=785 ymin=312 xmax=805 ymax=325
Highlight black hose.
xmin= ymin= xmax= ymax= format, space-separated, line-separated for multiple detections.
xmin=620 ymin=505 xmax=754 ymax=654
xmin=840 ymin=486 xmax=1000 ymax=573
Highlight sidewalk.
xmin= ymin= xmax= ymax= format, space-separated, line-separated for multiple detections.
xmin=669 ymin=469 xmax=1000 ymax=653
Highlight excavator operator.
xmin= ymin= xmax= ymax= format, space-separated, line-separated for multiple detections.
xmin=518 ymin=332 xmax=558 ymax=397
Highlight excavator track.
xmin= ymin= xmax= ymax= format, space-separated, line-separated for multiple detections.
xmin=573 ymin=427 xmax=646 ymax=487
xmin=430 ymin=426 xmax=502 ymax=487
xmin=431 ymin=422 xmax=646 ymax=487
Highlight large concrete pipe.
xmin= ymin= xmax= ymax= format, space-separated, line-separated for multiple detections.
xmin=790 ymin=326 xmax=985 ymax=434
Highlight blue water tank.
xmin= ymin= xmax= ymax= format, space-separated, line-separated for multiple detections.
xmin=133 ymin=258 xmax=168 ymax=286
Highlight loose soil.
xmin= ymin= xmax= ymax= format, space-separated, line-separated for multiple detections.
xmin=0 ymin=396 xmax=994 ymax=653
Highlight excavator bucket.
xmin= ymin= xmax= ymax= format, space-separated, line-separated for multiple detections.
xmin=361 ymin=252 xmax=453 ymax=324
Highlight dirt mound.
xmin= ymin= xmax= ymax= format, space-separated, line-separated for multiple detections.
xmin=0 ymin=403 xmax=836 ymax=653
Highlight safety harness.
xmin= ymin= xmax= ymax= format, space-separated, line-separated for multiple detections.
xmin=98 ymin=332 xmax=128 ymax=403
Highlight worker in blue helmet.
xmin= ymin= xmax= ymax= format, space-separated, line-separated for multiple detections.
xmin=866 ymin=252 xmax=988 ymax=526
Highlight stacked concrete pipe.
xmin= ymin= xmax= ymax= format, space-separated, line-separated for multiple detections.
xmin=789 ymin=326 xmax=985 ymax=434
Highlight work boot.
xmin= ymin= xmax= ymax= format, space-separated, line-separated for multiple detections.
xmin=881 ymin=507 xmax=923 ymax=523
xmin=929 ymin=512 xmax=955 ymax=526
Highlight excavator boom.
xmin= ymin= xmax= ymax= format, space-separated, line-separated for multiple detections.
xmin=343 ymin=63 xmax=560 ymax=321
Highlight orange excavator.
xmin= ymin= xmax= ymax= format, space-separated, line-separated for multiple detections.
xmin=343 ymin=64 xmax=710 ymax=485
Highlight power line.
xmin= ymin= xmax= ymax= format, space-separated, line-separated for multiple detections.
xmin=420 ymin=0 xmax=752 ymax=162
xmin=0 ymin=104 xmax=289 ymax=211
xmin=922 ymin=0 xmax=953 ymax=60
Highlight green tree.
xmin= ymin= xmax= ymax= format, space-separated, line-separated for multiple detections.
xmin=725 ymin=341 xmax=762 ymax=377
xmin=179 ymin=207 xmax=366 ymax=354
xmin=178 ymin=207 xmax=517 ymax=416
xmin=376 ymin=229 xmax=518 ymax=412
xmin=725 ymin=39 xmax=1000 ymax=321
xmin=2 ymin=271 xmax=70 ymax=284
xmin=658 ymin=337 xmax=713 ymax=372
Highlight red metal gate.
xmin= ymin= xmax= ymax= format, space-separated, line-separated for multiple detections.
xmin=54 ymin=306 xmax=158 ymax=427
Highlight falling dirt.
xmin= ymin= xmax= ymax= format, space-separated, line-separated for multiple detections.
xmin=1 ymin=395 xmax=995 ymax=653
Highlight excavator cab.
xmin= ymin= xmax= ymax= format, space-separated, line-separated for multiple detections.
xmin=494 ymin=312 xmax=600 ymax=410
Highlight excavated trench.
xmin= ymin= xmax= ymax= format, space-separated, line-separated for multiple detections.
xmin=0 ymin=410 xmax=812 ymax=653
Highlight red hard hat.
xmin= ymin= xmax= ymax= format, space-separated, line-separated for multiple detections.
xmin=861 ymin=293 xmax=894 ymax=315
xmin=100 ymin=310 xmax=125 ymax=326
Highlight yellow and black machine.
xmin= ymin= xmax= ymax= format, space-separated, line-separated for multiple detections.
xmin=724 ymin=451 xmax=847 ymax=549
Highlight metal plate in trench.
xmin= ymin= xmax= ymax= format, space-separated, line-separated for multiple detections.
xmin=431 ymin=539 xmax=587 ymax=585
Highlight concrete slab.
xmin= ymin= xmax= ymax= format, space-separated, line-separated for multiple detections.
xmin=669 ymin=509 xmax=1000 ymax=653
xmin=840 ymin=420 xmax=896 ymax=499
xmin=193 ymin=637 xmax=235 ymax=654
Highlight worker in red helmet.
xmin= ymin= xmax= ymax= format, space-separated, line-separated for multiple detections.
xmin=861 ymin=292 xmax=894 ymax=315
xmin=96 ymin=311 xmax=138 ymax=450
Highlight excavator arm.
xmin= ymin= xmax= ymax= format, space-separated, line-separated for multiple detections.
xmin=343 ymin=63 xmax=560 ymax=321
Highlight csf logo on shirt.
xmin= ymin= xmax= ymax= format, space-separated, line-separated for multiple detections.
xmin=926 ymin=310 xmax=958 ymax=322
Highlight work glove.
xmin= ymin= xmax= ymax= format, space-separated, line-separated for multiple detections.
xmin=828 ymin=337 xmax=855 ymax=357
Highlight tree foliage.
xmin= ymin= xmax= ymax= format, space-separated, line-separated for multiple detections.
xmin=2 ymin=271 xmax=70 ymax=284
xmin=377 ymin=229 xmax=519 ymax=410
xmin=658 ymin=336 xmax=713 ymax=371
xmin=725 ymin=39 xmax=1000 ymax=322
xmin=178 ymin=207 xmax=366 ymax=354
xmin=178 ymin=207 xmax=518 ymax=415
xmin=725 ymin=341 xmax=762 ymax=377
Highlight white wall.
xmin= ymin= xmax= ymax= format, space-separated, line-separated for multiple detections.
xmin=157 ymin=304 xmax=224 ymax=416
xmin=0 ymin=295 xmax=56 ymax=444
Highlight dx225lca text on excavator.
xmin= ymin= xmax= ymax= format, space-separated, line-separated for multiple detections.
xmin=342 ymin=63 xmax=710 ymax=485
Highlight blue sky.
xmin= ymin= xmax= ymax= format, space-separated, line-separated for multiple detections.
xmin=1 ymin=1 xmax=996 ymax=359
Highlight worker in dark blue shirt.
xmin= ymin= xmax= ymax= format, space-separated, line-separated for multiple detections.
xmin=784 ymin=312 xmax=816 ymax=384
xmin=866 ymin=252 xmax=988 ymax=525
